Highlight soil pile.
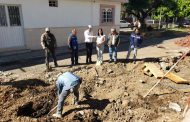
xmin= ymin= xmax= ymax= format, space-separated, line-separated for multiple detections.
xmin=175 ymin=35 xmax=190 ymax=47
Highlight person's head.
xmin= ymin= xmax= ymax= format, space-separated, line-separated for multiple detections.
xmin=45 ymin=27 xmax=50 ymax=33
xmin=88 ymin=25 xmax=92 ymax=32
xmin=98 ymin=28 xmax=103 ymax=36
xmin=111 ymin=28 xmax=117 ymax=35
xmin=134 ymin=28 xmax=140 ymax=35
xmin=72 ymin=28 xmax=77 ymax=36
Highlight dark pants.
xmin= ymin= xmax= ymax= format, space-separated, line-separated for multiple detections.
xmin=71 ymin=49 xmax=78 ymax=65
xmin=45 ymin=48 xmax=57 ymax=69
xmin=85 ymin=42 xmax=93 ymax=63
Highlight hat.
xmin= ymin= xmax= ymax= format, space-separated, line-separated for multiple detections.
xmin=45 ymin=27 xmax=50 ymax=32
xmin=111 ymin=28 xmax=115 ymax=32
xmin=88 ymin=25 xmax=92 ymax=28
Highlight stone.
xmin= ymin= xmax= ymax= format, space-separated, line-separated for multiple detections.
xmin=139 ymin=80 xmax=146 ymax=83
xmin=107 ymin=69 xmax=113 ymax=74
xmin=78 ymin=111 xmax=85 ymax=116
xmin=122 ymin=99 xmax=129 ymax=107
xmin=169 ymin=102 xmax=181 ymax=112
xmin=160 ymin=62 xmax=170 ymax=71
xmin=45 ymin=74 xmax=50 ymax=78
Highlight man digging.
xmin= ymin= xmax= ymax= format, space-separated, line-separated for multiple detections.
xmin=52 ymin=72 xmax=82 ymax=118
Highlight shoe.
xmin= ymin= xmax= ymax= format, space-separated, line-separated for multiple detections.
xmin=109 ymin=60 xmax=112 ymax=63
xmin=52 ymin=113 xmax=62 ymax=118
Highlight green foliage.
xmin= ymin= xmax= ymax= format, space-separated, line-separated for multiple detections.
xmin=177 ymin=0 xmax=190 ymax=18
xmin=123 ymin=0 xmax=163 ymax=21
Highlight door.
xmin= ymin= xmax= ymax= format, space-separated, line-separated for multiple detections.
xmin=0 ymin=5 xmax=25 ymax=49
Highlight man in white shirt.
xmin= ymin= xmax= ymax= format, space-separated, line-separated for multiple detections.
xmin=84 ymin=25 xmax=96 ymax=64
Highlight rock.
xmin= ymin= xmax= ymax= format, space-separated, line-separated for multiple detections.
xmin=124 ymin=92 xmax=129 ymax=97
xmin=160 ymin=62 xmax=170 ymax=70
xmin=45 ymin=74 xmax=50 ymax=78
xmin=122 ymin=99 xmax=129 ymax=107
xmin=48 ymin=78 xmax=54 ymax=82
xmin=4 ymin=72 xmax=13 ymax=77
xmin=116 ymin=99 xmax=122 ymax=105
xmin=79 ymin=110 xmax=85 ymax=116
xmin=169 ymin=102 xmax=181 ymax=112
xmin=98 ymin=78 xmax=106 ymax=85
xmin=93 ymin=110 xmax=98 ymax=115
xmin=107 ymin=69 xmax=113 ymax=74
xmin=174 ymin=68 xmax=180 ymax=73
xmin=139 ymin=80 xmax=146 ymax=83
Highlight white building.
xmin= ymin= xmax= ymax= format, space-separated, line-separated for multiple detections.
xmin=0 ymin=0 xmax=126 ymax=52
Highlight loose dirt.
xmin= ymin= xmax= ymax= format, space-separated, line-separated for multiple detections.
xmin=1 ymin=54 xmax=190 ymax=122
xmin=175 ymin=35 xmax=190 ymax=47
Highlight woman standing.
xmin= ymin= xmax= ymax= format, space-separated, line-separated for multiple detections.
xmin=96 ymin=28 xmax=106 ymax=65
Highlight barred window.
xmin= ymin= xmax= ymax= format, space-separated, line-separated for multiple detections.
xmin=8 ymin=6 xmax=21 ymax=26
xmin=101 ymin=7 xmax=114 ymax=24
xmin=0 ymin=5 xmax=7 ymax=26
xmin=49 ymin=0 xmax=58 ymax=7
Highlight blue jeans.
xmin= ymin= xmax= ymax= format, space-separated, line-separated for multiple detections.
xmin=96 ymin=45 xmax=104 ymax=63
xmin=109 ymin=46 xmax=117 ymax=62
xmin=56 ymin=83 xmax=79 ymax=114
xmin=126 ymin=45 xmax=138 ymax=60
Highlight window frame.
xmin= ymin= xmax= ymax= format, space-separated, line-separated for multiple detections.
xmin=0 ymin=5 xmax=8 ymax=27
xmin=49 ymin=0 xmax=58 ymax=7
xmin=100 ymin=5 xmax=115 ymax=26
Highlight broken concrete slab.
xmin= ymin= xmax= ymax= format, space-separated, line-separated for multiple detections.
xmin=165 ymin=72 xmax=189 ymax=84
xmin=143 ymin=63 xmax=164 ymax=79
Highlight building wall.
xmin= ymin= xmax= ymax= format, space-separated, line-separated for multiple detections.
xmin=24 ymin=25 xmax=120 ymax=50
xmin=0 ymin=0 xmax=121 ymax=50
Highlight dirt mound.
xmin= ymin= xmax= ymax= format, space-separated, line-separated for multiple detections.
xmin=1 ymin=58 xmax=190 ymax=121
xmin=175 ymin=35 xmax=190 ymax=47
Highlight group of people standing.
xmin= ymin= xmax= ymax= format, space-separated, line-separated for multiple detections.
xmin=41 ymin=25 xmax=143 ymax=71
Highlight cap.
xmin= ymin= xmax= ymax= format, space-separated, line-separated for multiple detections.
xmin=111 ymin=28 xmax=115 ymax=32
xmin=45 ymin=27 xmax=50 ymax=32
xmin=88 ymin=25 xmax=92 ymax=28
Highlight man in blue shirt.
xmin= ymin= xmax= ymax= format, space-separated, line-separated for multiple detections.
xmin=53 ymin=72 xmax=82 ymax=118
xmin=126 ymin=28 xmax=143 ymax=63
xmin=68 ymin=29 xmax=78 ymax=66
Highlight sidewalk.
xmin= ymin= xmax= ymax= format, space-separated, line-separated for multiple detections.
xmin=0 ymin=35 xmax=129 ymax=66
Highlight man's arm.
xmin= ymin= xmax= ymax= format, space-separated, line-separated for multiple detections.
xmin=117 ymin=35 xmax=120 ymax=47
xmin=40 ymin=34 xmax=46 ymax=49
xmin=68 ymin=35 xmax=71 ymax=49
xmin=52 ymin=34 xmax=57 ymax=48
xmin=84 ymin=31 xmax=97 ymax=38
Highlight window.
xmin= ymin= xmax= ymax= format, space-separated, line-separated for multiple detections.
xmin=8 ymin=6 xmax=21 ymax=26
xmin=49 ymin=0 xmax=58 ymax=7
xmin=101 ymin=5 xmax=115 ymax=24
xmin=0 ymin=5 xmax=7 ymax=26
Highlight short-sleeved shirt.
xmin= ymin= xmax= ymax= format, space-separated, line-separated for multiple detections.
xmin=56 ymin=72 xmax=80 ymax=91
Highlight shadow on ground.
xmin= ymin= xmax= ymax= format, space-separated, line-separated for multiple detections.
xmin=62 ymin=97 xmax=110 ymax=117
xmin=1 ymin=30 xmax=189 ymax=71
xmin=0 ymin=79 xmax=50 ymax=90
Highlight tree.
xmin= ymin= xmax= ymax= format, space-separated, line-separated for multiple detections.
xmin=123 ymin=0 xmax=163 ymax=28
xmin=152 ymin=0 xmax=177 ymax=29
xmin=176 ymin=0 xmax=190 ymax=26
